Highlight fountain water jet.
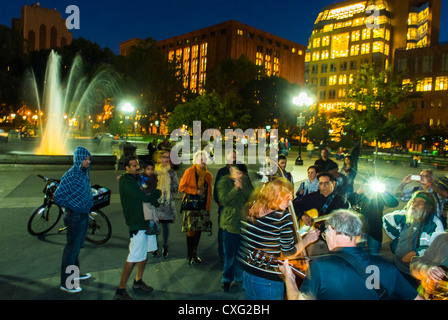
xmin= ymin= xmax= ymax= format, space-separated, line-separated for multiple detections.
xmin=27 ymin=50 xmax=120 ymax=155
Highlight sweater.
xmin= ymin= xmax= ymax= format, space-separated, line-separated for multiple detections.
xmin=216 ymin=174 xmax=253 ymax=234
xmin=54 ymin=146 xmax=93 ymax=213
xmin=119 ymin=173 xmax=161 ymax=231
xmin=179 ymin=165 xmax=213 ymax=211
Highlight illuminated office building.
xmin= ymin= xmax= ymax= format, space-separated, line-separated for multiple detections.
xmin=121 ymin=20 xmax=306 ymax=94
xmin=306 ymin=0 xmax=442 ymax=113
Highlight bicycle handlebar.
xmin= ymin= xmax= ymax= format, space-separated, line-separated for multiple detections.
xmin=37 ymin=174 xmax=48 ymax=181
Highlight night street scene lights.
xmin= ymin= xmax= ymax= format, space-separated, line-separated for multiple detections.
xmin=121 ymin=102 xmax=135 ymax=139
xmin=292 ymin=92 xmax=313 ymax=165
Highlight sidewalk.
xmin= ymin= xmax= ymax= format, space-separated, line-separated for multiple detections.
xmin=1 ymin=150 xmax=446 ymax=301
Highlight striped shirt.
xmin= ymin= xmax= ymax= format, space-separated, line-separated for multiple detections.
xmin=238 ymin=210 xmax=297 ymax=281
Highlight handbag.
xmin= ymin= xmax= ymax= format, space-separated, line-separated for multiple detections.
xmin=181 ymin=172 xmax=207 ymax=211
xmin=181 ymin=194 xmax=206 ymax=211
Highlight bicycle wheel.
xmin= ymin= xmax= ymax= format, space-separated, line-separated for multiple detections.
xmin=85 ymin=210 xmax=112 ymax=245
xmin=28 ymin=203 xmax=62 ymax=236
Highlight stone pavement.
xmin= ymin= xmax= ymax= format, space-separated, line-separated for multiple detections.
xmin=0 ymin=147 xmax=446 ymax=302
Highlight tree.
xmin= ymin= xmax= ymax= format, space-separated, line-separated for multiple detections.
xmin=167 ymin=92 xmax=229 ymax=132
xmin=341 ymin=63 xmax=420 ymax=159
xmin=114 ymin=38 xmax=182 ymax=132
xmin=206 ymin=55 xmax=263 ymax=129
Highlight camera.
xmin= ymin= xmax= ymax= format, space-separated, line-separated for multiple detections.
xmin=368 ymin=181 xmax=386 ymax=193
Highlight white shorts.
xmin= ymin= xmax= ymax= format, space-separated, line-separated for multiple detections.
xmin=126 ymin=230 xmax=158 ymax=263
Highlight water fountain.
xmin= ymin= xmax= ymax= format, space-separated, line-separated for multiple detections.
xmin=0 ymin=50 xmax=120 ymax=168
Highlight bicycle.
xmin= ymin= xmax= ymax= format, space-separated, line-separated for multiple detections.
xmin=28 ymin=175 xmax=112 ymax=245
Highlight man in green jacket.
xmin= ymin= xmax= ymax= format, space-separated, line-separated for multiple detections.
xmin=114 ymin=156 xmax=161 ymax=300
xmin=217 ymin=163 xmax=253 ymax=291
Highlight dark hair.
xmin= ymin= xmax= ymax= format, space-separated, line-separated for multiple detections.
xmin=326 ymin=162 xmax=339 ymax=171
xmin=317 ymin=171 xmax=336 ymax=182
xmin=124 ymin=156 xmax=138 ymax=168
xmin=308 ymin=165 xmax=319 ymax=173
xmin=278 ymin=154 xmax=287 ymax=161
xmin=143 ymin=160 xmax=155 ymax=169
xmin=231 ymin=163 xmax=248 ymax=174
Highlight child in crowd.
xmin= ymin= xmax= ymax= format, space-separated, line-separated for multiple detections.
xmin=140 ymin=161 xmax=160 ymax=236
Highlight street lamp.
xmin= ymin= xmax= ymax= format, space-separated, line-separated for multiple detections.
xmin=292 ymin=92 xmax=313 ymax=165
xmin=121 ymin=102 xmax=135 ymax=139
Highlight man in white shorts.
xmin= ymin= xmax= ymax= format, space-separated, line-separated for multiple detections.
xmin=114 ymin=156 xmax=161 ymax=300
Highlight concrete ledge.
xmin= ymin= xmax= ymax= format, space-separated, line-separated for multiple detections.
xmin=0 ymin=154 xmax=117 ymax=170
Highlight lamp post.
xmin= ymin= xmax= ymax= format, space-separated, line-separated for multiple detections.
xmin=121 ymin=102 xmax=135 ymax=140
xmin=292 ymin=92 xmax=313 ymax=165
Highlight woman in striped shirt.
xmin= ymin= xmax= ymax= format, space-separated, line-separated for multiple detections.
xmin=238 ymin=177 xmax=319 ymax=300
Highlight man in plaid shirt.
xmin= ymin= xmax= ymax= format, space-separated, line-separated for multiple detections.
xmin=54 ymin=146 xmax=93 ymax=293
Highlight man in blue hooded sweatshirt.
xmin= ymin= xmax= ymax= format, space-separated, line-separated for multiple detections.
xmin=54 ymin=146 xmax=94 ymax=293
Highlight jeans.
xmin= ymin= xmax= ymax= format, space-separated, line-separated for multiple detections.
xmin=243 ymin=271 xmax=284 ymax=300
xmin=221 ymin=230 xmax=242 ymax=283
xmin=61 ymin=211 xmax=89 ymax=287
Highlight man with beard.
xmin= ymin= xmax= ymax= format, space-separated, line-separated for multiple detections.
xmin=383 ymin=191 xmax=445 ymax=288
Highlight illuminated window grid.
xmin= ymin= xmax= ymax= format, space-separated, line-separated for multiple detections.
xmin=416 ymin=77 xmax=433 ymax=92
xmin=361 ymin=43 xmax=370 ymax=55
xmin=190 ymin=45 xmax=199 ymax=93
xmin=351 ymin=44 xmax=360 ymax=56
xmin=256 ymin=52 xmax=263 ymax=66
xmin=183 ymin=47 xmax=191 ymax=89
xmin=435 ymin=77 xmax=448 ymax=91
xmin=331 ymin=33 xmax=350 ymax=58
xmin=199 ymin=43 xmax=208 ymax=94
xmin=273 ymin=57 xmax=279 ymax=76
xmin=265 ymin=54 xmax=272 ymax=76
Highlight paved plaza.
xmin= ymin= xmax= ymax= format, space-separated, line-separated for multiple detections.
xmin=0 ymin=138 xmax=446 ymax=301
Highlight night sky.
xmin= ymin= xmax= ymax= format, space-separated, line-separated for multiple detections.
xmin=0 ymin=0 xmax=447 ymax=55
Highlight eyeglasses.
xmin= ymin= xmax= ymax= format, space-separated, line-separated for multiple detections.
xmin=319 ymin=181 xmax=331 ymax=186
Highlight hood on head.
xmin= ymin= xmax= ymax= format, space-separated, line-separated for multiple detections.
xmin=74 ymin=146 xmax=92 ymax=169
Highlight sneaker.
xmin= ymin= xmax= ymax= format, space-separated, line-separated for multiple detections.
xmin=132 ymin=279 xmax=154 ymax=292
xmin=60 ymin=285 xmax=82 ymax=293
xmin=75 ymin=273 xmax=91 ymax=281
xmin=114 ymin=289 xmax=134 ymax=300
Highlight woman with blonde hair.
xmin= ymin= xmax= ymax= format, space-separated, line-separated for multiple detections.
xmin=152 ymin=150 xmax=179 ymax=258
xmin=237 ymin=177 xmax=319 ymax=300
xmin=179 ymin=151 xmax=213 ymax=264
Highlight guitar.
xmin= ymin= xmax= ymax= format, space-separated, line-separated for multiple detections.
xmin=298 ymin=209 xmax=332 ymax=237
xmin=247 ymin=249 xmax=308 ymax=280
xmin=420 ymin=266 xmax=448 ymax=300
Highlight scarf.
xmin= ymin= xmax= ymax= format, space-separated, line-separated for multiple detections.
xmin=155 ymin=163 xmax=171 ymax=203
xmin=194 ymin=164 xmax=208 ymax=190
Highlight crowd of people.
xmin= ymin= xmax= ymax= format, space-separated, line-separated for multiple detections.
xmin=55 ymin=141 xmax=448 ymax=301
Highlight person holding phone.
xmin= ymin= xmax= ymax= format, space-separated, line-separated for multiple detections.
xmin=397 ymin=170 xmax=447 ymax=219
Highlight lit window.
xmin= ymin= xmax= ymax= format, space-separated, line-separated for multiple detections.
xmin=313 ymin=38 xmax=321 ymax=48
xmin=331 ymin=33 xmax=350 ymax=58
xmin=329 ymin=75 xmax=337 ymax=85
xmin=435 ymin=77 xmax=448 ymax=91
xmin=323 ymin=24 xmax=334 ymax=32
xmin=312 ymin=51 xmax=320 ymax=61
xmin=417 ymin=78 xmax=432 ymax=91
xmin=361 ymin=43 xmax=370 ymax=54
xmin=338 ymin=74 xmax=347 ymax=85
xmin=384 ymin=44 xmax=389 ymax=55
xmin=373 ymin=28 xmax=385 ymax=39
xmin=321 ymin=50 xmax=329 ymax=60
xmin=322 ymin=36 xmax=330 ymax=46
xmin=350 ymin=44 xmax=359 ymax=56
xmin=362 ymin=29 xmax=371 ymax=40
xmin=351 ymin=30 xmax=360 ymax=42
xmin=237 ymin=29 xmax=243 ymax=36
xmin=373 ymin=41 xmax=384 ymax=53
